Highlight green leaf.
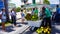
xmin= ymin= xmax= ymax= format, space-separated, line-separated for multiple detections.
xmin=16 ymin=7 xmax=21 ymax=12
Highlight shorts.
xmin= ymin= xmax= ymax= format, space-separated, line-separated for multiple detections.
xmin=2 ymin=19 xmax=6 ymax=23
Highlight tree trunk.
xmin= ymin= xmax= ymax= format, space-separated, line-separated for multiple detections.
xmin=4 ymin=0 xmax=9 ymax=22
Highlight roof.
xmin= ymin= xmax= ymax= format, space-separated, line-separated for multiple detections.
xmin=22 ymin=4 xmax=51 ymax=8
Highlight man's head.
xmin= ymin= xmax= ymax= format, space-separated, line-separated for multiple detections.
xmin=1 ymin=8 xmax=5 ymax=12
xmin=42 ymin=6 xmax=45 ymax=11
xmin=33 ymin=8 xmax=35 ymax=11
xmin=56 ymin=5 xmax=59 ymax=8
xmin=21 ymin=9 xmax=23 ymax=12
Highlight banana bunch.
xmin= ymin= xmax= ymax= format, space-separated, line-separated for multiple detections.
xmin=31 ymin=15 xmax=38 ymax=21
xmin=36 ymin=26 xmax=44 ymax=34
xmin=44 ymin=27 xmax=51 ymax=34
xmin=36 ymin=26 xmax=51 ymax=34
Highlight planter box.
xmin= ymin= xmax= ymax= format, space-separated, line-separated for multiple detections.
xmin=27 ymin=20 xmax=42 ymax=27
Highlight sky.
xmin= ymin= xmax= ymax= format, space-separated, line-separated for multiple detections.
xmin=9 ymin=0 xmax=59 ymax=7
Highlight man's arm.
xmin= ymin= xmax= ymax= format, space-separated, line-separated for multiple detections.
xmin=0 ymin=14 xmax=2 ymax=19
xmin=0 ymin=12 xmax=2 ymax=19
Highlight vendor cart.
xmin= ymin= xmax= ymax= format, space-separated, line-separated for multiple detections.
xmin=27 ymin=20 xmax=42 ymax=30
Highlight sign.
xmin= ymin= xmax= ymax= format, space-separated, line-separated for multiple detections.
xmin=0 ymin=0 xmax=4 ymax=9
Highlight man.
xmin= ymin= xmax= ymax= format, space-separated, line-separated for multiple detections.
xmin=55 ymin=5 xmax=60 ymax=22
xmin=11 ymin=8 xmax=17 ymax=27
xmin=41 ymin=7 xmax=51 ymax=28
xmin=34 ymin=8 xmax=38 ymax=15
xmin=21 ymin=9 xmax=25 ymax=24
xmin=0 ymin=8 xmax=6 ymax=31
xmin=45 ymin=8 xmax=51 ymax=28
xmin=31 ymin=8 xmax=35 ymax=15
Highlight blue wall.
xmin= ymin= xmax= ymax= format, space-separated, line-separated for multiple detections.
xmin=0 ymin=0 xmax=4 ymax=9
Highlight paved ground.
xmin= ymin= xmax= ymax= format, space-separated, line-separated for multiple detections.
xmin=0 ymin=12 xmax=60 ymax=34
xmin=0 ymin=22 xmax=29 ymax=34
xmin=0 ymin=12 xmax=30 ymax=34
xmin=51 ymin=22 xmax=60 ymax=34
xmin=23 ymin=22 xmax=60 ymax=34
